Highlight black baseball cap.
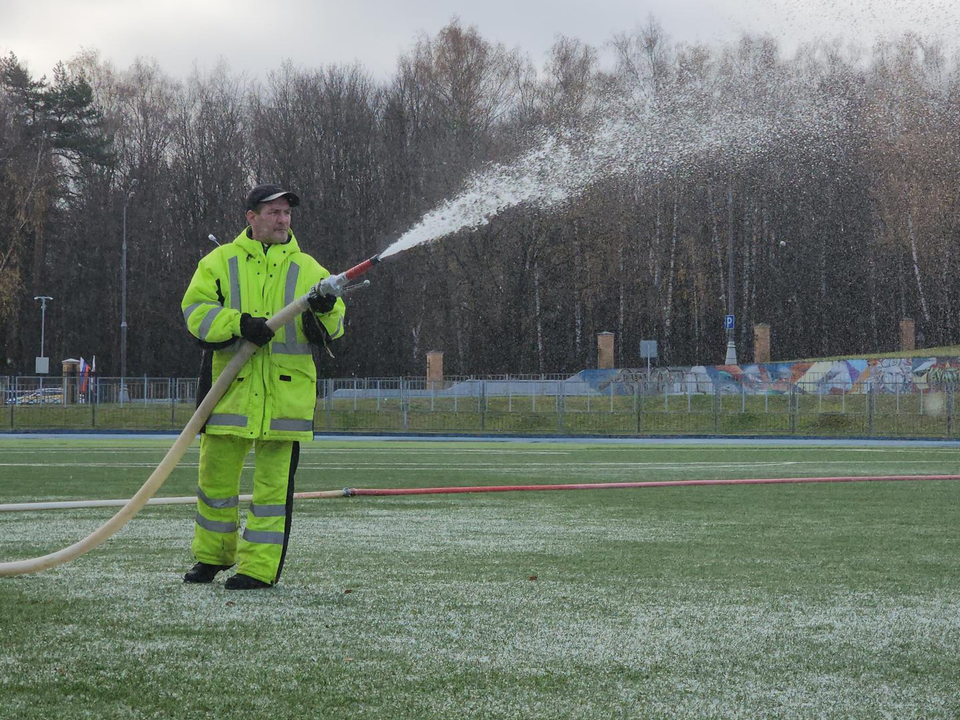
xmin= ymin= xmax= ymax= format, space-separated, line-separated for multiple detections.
xmin=246 ymin=183 xmax=300 ymax=211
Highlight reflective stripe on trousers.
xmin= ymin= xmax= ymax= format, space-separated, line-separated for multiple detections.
xmin=242 ymin=528 xmax=285 ymax=544
xmin=195 ymin=514 xmax=237 ymax=534
xmin=198 ymin=486 xmax=239 ymax=509
xmin=250 ymin=503 xmax=287 ymax=517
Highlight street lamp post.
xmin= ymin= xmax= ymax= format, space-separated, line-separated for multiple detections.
xmin=33 ymin=296 xmax=52 ymax=374
xmin=724 ymin=185 xmax=738 ymax=365
xmin=120 ymin=180 xmax=137 ymax=403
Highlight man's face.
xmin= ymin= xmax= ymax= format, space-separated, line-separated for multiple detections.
xmin=246 ymin=197 xmax=292 ymax=244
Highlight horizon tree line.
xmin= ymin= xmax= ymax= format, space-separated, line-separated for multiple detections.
xmin=1 ymin=19 xmax=958 ymax=380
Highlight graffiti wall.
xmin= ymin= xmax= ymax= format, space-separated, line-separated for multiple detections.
xmin=579 ymin=357 xmax=960 ymax=395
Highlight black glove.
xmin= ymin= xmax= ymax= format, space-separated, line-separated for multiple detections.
xmin=301 ymin=310 xmax=327 ymax=346
xmin=239 ymin=313 xmax=274 ymax=347
xmin=307 ymin=291 xmax=338 ymax=314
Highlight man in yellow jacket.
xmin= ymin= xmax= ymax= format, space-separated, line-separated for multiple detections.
xmin=180 ymin=184 xmax=345 ymax=590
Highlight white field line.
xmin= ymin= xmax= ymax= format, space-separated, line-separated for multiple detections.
xmin=0 ymin=496 xmax=225 ymax=511
xmin=328 ymin=445 xmax=960 ymax=452
xmin=0 ymin=449 xmax=573 ymax=456
xmin=0 ymin=459 xmax=955 ymax=470
xmin=3 ymin=445 xmax=960 ymax=455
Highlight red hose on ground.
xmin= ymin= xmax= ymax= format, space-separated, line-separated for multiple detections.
xmin=2 ymin=474 xmax=958 ymax=513
xmin=292 ymin=474 xmax=960 ymax=499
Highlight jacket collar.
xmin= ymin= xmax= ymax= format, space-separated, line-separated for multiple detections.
xmin=231 ymin=228 xmax=301 ymax=257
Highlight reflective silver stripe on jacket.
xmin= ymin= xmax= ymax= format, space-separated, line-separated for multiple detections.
xmin=250 ymin=503 xmax=287 ymax=518
xmin=207 ymin=413 xmax=248 ymax=427
xmin=197 ymin=306 xmax=224 ymax=340
xmin=270 ymin=418 xmax=312 ymax=433
xmin=195 ymin=513 xmax=237 ymax=534
xmin=242 ymin=528 xmax=285 ymax=545
xmin=228 ymin=256 xmax=241 ymax=310
xmin=183 ymin=302 xmax=220 ymax=326
xmin=272 ymin=262 xmax=312 ymax=355
xmin=197 ymin=486 xmax=239 ymax=509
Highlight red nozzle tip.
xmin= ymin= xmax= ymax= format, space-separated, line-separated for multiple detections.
xmin=344 ymin=255 xmax=381 ymax=281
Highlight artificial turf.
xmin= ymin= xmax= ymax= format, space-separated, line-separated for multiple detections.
xmin=0 ymin=439 xmax=958 ymax=718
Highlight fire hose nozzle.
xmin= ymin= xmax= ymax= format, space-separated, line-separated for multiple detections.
xmin=342 ymin=279 xmax=371 ymax=295
xmin=314 ymin=254 xmax=381 ymax=298
xmin=317 ymin=272 xmax=349 ymax=298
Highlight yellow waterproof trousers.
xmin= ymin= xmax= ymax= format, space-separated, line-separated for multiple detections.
xmin=192 ymin=434 xmax=299 ymax=584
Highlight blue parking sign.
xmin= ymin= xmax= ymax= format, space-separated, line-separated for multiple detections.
xmin=724 ymin=314 xmax=735 ymax=330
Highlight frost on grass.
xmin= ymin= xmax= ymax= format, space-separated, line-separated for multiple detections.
xmin=294 ymin=504 xmax=693 ymax=558
xmin=13 ymin=566 xmax=956 ymax=718
xmin=2 ymin=444 xmax=959 ymax=718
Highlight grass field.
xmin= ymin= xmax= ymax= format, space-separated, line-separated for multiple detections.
xmin=1 ymin=438 xmax=959 ymax=718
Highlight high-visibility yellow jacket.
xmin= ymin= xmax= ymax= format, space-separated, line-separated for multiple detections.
xmin=181 ymin=229 xmax=345 ymax=441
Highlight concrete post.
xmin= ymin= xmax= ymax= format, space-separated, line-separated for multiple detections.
xmin=597 ymin=332 xmax=615 ymax=369
xmin=753 ymin=323 xmax=771 ymax=363
xmin=427 ymin=351 xmax=444 ymax=391
xmin=61 ymin=358 xmax=79 ymax=405
xmin=900 ymin=318 xmax=916 ymax=352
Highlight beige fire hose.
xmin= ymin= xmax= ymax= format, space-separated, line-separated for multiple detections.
xmin=0 ymin=295 xmax=311 ymax=577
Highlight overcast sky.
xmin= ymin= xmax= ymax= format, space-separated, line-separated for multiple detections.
xmin=2 ymin=0 xmax=958 ymax=82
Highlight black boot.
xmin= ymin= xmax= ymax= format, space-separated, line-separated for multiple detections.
xmin=183 ymin=562 xmax=233 ymax=584
xmin=224 ymin=573 xmax=272 ymax=590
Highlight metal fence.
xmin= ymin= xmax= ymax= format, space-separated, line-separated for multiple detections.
xmin=2 ymin=373 xmax=957 ymax=438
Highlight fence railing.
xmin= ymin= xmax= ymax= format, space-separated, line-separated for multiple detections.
xmin=1 ymin=374 xmax=957 ymax=438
